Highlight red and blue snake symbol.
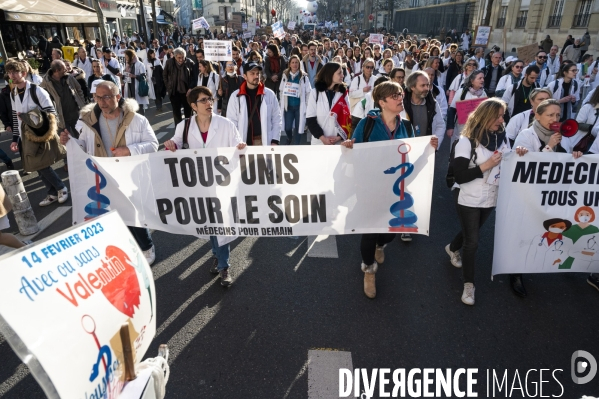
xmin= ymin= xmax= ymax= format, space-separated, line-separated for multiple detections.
xmin=84 ymin=159 xmax=111 ymax=220
xmin=385 ymin=143 xmax=418 ymax=232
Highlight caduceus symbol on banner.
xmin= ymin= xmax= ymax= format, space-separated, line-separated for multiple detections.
xmin=84 ymin=159 xmax=111 ymax=220
xmin=385 ymin=143 xmax=418 ymax=233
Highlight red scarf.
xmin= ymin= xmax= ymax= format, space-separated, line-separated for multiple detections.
xmin=269 ymin=56 xmax=280 ymax=74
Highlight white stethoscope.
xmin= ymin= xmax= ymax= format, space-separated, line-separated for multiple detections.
xmin=539 ymin=236 xmax=564 ymax=253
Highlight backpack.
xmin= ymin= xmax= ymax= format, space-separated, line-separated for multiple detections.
xmin=552 ymin=79 xmax=578 ymax=95
xmin=12 ymin=84 xmax=41 ymax=108
xmin=362 ymin=116 xmax=414 ymax=142
xmin=181 ymin=118 xmax=192 ymax=148
xmin=446 ymin=138 xmax=477 ymax=188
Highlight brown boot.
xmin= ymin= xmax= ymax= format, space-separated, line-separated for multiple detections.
xmin=375 ymin=245 xmax=385 ymax=264
xmin=361 ymin=262 xmax=378 ymax=298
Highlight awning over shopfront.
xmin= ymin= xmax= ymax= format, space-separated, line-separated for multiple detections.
xmin=0 ymin=0 xmax=98 ymax=24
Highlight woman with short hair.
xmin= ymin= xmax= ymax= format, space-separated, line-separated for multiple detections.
xmin=164 ymin=86 xmax=246 ymax=287
xmin=341 ymin=81 xmax=438 ymax=298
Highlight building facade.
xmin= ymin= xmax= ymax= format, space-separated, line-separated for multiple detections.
xmin=393 ymin=0 xmax=475 ymax=36
xmin=483 ymin=0 xmax=599 ymax=53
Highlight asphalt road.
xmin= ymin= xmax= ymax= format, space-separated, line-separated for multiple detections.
xmin=0 ymin=99 xmax=598 ymax=399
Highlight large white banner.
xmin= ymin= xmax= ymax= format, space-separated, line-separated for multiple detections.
xmin=67 ymin=138 xmax=435 ymax=239
xmin=493 ymin=152 xmax=599 ymax=275
xmin=0 ymin=211 xmax=156 ymax=399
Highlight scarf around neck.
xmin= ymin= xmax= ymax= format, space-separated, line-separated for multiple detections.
xmin=469 ymin=87 xmax=484 ymax=97
xmin=480 ymin=130 xmax=506 ymax=152
xmin=533 ymin=120 xmax=555 ymax=147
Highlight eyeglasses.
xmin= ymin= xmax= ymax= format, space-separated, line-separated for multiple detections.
xmin=364 ymin=65 xmax=374 ymax=69
xmin=467 ymin=63 xmax=477 ymax=67
xmin=94 ymin=95 xmax=116 ymax=102
xmin=387 ymin=92 xmax=404 ymax=101
xmin=196 ymin=97 xmax=214 ymax=104
xmin=513 ymin=65 xmax=523 ymax=69
xmin=538 ymin=56 xmax=548 ymax=59
xmin=571 ymin=69 xmax=579 ymax=73
xmin=226 ymin=63 xmax=236 ymax=67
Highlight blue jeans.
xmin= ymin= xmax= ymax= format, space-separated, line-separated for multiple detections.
xmin=38 ymin=166 xmax=66 ymax=196
xmin=210 ymin=236 xmax=230 ymax=271
xmin=284 ymin=105 xmax=302 ymax=145
xmin=128 ymin=227 xmax=154 ymax=251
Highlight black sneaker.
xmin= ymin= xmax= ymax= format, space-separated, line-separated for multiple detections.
xmin=400 ymin=233 xmax=412 ymax=242
xmin=588 ymin=274 xmax=599 ymax=292
xmin=209 ymin=257 xmax=219 ymax=274
xmin=5 ymin=161 xmax=14 ymax=170
xmin=220 ymin=268 xmax=232 ymax=287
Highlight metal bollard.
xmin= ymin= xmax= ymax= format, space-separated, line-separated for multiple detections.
xmin=1 ymin=170 xmax=39 ymax=236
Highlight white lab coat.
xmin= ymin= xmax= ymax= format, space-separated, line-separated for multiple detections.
xmin=568 ymin=232 xmax=599 ymax=270
xmin=305 ymin=88 xmax=349 ymax=145
xmin=348 ymin=74 xmax=376 ymax=110
xmin=571 ymin=103 xmax=599 ymax=153
xmin=501 ymin=80 xmax=538 ymax=117
xmin=279 ymin=72 xmax=311 ymax=134
xmin=226 ymin=84 xmax=282 ymax=146
xmin=171 ymin=114 xmax=241 ymax=149
xmin=526 ymin=234 xmax=573 ymax=271
xmin=505 ymin=109 xmax=532 ymax=141
xmin=547 ymin=78 xmax=581 ymax=120
xmin=123 ymin=61 xmax=149 ymax=105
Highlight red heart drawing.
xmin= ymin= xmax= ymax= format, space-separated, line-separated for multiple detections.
xmin=101 ymin=246 xmax=141 ymax=317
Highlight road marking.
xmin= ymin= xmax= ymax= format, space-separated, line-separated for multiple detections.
xmin=0 ymin=364 xmax=30 ymax=397
xmin=283 ymin=358 xmax=310 ymax=399
xmin=308 ymin=349 xmax=353 ymax=399
xmin=307 ymin=235 xmax=339 ymax=258
xmin=286 ymin=237 xmax=308 ymax=257
xmin=167 ymin=122 xmax=175 ymax=129
xmin=0 ymin=206 xmax=72 ymax=257
xmin=156 ymin=131 xmax=169 ymax=141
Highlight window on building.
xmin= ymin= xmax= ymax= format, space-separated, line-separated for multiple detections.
xmin=515 ymin=10 xmax=528 ymax=28
xmin=573 ymin=0 xmax=592 ymax=27
xmin=496 ymin=6 xmax=508 ymax=28
xmin=410 ymin=0 xmax=420 ymax=7
xmin=548 ymin=0 xmax=564 ymax=27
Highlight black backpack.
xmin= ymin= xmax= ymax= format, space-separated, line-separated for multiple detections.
xmin=446 ymin=138 xmax=476 ymax=188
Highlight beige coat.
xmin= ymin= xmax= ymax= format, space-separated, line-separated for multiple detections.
xmin=40 ymin=72 xmax=85 ymax=129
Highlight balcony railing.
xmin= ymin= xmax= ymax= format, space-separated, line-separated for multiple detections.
xmin=573 ymin=13 xmax=590 ymax=27
xmin=515 ymin=16 xmax=527 ymax=28
xmin=496 ymin=17 xmax=505 ymax=28
xmin=547 ymin=15 xmax=562 ymax=27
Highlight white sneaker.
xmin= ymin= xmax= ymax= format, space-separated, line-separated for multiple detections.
xmin=445 ymin=244 xmax=462 ymax=268
xmin=57 ymin=187 xmax=69 ymax=204
xmin=461 ymin=283 xmax=475 ymax=305
xmin=143 ymin=245 xmax=156 ymax=266
xmin=39 ymin=195 xmax=58 ymax=206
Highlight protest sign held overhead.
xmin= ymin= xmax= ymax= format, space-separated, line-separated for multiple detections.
xmin=203 ymin=40 xmax=233 ymax=61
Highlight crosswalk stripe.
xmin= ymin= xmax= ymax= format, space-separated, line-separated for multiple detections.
xmin=308 ymin=349 xmax=353 ymax=398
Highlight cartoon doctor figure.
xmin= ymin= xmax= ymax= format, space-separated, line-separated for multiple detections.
xmin=562 ymin=206 xmax=599 ymax=270
xmin=526 ymin=218 xmax=574 ymax=271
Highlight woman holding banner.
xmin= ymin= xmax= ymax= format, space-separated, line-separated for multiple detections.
xmin=446 ymin=70 xmax=487 ymax=146
xmin=512 ymin=99 xmax=584 ymax=296
xmin=445 ymin=98 xmax=508 ymax=305
xmin=163 ymin=86 xmax=246 ymax=287
xmin=306 ymin=62 xmax=350 ymax=145
xmin=340 ymin=81 xmax=438 ymax=298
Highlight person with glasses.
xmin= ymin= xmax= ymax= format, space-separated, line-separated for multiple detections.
xmin=547 ymin=63 xmax=581 ymax=121
xmin=390 ymin=67 xmax=406 ymax=89
xmin=495 ymin=59 xmax=524 ymax=98
xmin=523 ymin=51 xmax=554 ymax=87
xmin=163 ymin=86 xmax=245 ymax=287
xmin=60 ymin=80 xmax=158 ymax=264
xmin=447 ymin=59 xmax=478 ymax=105
xmin=505 ymin=88 xmax=552 ymax=146
xmin=349 ymin=58 xmax=377 ymax=111
xmin=501 ymin=65 xmax=540 ymax=122
xmin=446 ymin=70 xmax=487 ymax=146
xmin=341 ymin=81 xmax=438 ymax=298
